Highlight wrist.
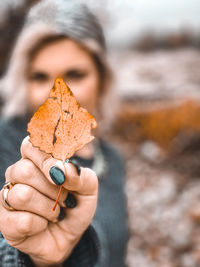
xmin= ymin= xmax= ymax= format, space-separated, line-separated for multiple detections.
xmin=31 ymin=257 xmax=63 ymax=267
xmin=30 ymin=236 xmax=81 ymax=267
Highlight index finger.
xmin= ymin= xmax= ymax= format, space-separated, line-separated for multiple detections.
xmin=21 ymin=136 xmax=65 ymax=183
xmin=21 ymin=136 xmax=98 ymax=195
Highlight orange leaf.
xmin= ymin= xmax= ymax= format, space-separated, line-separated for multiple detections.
xmin=27 ymin=77 xmax=97 ymax=161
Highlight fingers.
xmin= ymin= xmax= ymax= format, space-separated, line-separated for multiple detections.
xmin=7 ymin=184 xmax=60 ymax=222
xmin=0 ymin=198 xmax=47 ymax=242
xmin=63 ymin=163 xmax=98 ymax=195
xmin=21 ymin=136 xmax=98 ymax=195
xmin=5 ymin=159 xmax=68 ymax=204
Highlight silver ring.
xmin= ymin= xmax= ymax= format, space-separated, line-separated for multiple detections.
xmin=2 ymin=182 xmax=16 ymax=211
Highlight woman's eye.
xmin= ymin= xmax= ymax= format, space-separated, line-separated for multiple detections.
xmin=28 ymin=72 xmax=48 ymax=82
xmin=65 ymin=70 xmax=87 ymax=81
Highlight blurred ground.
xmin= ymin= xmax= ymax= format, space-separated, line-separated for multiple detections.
xmin=107 ymin=48 xmax=200 ymax=267
xmin=110 ymin=48 xmax=200 ymax=100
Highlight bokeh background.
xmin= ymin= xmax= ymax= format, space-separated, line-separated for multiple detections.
xmin=1 ymin=1 xmax=200 ymax=266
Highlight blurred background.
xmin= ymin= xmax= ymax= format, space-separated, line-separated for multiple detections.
xmin=0 ymin=0 xmax=200 ymax=266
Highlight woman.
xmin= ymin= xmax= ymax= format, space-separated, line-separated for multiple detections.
xmin=0 ymin=1 xmax=129 ymax=267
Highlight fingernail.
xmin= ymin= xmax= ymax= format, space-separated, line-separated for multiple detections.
xmin=65 ymin=159 xmax=81 ymax=176
xmin=49 ymin=166 xmax=65 ymax=185
xmin=58 ymin=207 xmax=65 ymax=221
xmin=64 ymin=193 xmax=77 ymax=208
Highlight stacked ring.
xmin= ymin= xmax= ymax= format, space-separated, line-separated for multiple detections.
xmin=2 ymin=182 xmax=16 ymax=211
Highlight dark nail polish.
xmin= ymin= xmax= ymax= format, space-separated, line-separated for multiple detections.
xmin=58 ymin=207 xmax=65 ymax=221
xmin=64 ymin=193 xmax=77 ymax=208
xmin=49 ymin=166 xmax=65 ymax=185
xmin=65 ymin=159 xmax=81 ymax=176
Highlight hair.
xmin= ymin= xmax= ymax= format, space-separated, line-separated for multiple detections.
xmin=0 ymin=0 xmax=117 ymax=129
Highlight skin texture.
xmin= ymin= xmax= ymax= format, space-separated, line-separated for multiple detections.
xmin=0 ymin=39 xmax=100 ymax=266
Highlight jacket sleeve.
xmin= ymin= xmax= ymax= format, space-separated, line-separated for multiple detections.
xmin=64 ymin=224 xmax=100 ymax=267
xmin=0 ymin=226 xmax=100 ymax=267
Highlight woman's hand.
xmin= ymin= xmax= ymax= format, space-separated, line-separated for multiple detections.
xmin=0 ymin=136 xmax=98 ymax=267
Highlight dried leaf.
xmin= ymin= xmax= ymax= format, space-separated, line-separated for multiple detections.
xmin=27 ymin=77 xmax=97 ymax=161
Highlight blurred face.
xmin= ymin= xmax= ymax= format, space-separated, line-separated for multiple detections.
xmin=27 ymin=38 xmax=100 ymax=115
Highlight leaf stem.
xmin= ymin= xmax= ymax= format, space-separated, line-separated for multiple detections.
xmin=52 ymin=185 xmax=63 ymax=211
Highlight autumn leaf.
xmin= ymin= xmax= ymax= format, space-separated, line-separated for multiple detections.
xmin=27 ymin=77 xmax=97 ymax=161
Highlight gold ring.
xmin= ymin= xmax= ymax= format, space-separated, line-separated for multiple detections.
xmin=2 ymin=182 xmax=16 ymax=211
